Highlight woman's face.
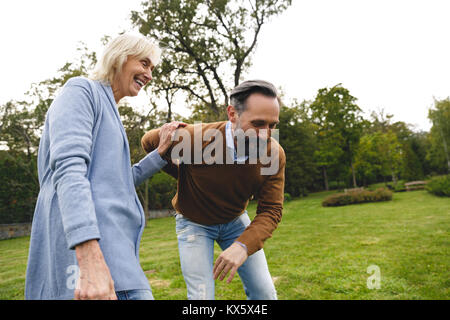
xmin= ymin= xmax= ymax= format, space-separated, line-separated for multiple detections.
xmin=112 ymin=55 xmax=154 ymax=102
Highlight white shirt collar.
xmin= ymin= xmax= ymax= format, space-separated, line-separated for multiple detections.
xmin=226 ymin=121 xmax=248 ymax=162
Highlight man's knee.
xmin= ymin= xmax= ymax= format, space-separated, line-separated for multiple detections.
xmin=187 ymin=282 xmax=215 ymax=300
xmin=246 ymin=281 xmax=277 ymax=300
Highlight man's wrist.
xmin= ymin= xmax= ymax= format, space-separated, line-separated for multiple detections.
xmin=234 ymin=241 xmax=248 ymax=254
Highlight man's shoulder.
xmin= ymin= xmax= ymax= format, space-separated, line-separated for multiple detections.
xmin=269 ymin=137 xmax=286 ymax=164
xmin=194 ymin=121 xmax=227 ymax=130
xmin=180 ymin=121 xmax=227 ymax=136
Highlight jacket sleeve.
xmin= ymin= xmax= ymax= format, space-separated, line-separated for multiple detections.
xmin=236 ymin=145 xmax=286 ymax=255
xmin=141 ymin=128 xmax=179 ymax=179
xmin=49 ymin=78 xmax=101 ymax=250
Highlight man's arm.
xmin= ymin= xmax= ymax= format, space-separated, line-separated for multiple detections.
xmin=141 ymin=126 xmax=179 ymax=179
xmin=214 ymin=145 xmax=286 ymax=283
xmin=236 ymin=145 xmax=286 ymax=255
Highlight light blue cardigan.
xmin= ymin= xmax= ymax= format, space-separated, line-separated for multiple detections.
xmin=25 ymin=77 xmax=167 ymax=299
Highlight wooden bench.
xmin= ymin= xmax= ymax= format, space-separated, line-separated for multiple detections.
xmin=404 ymin=181 xmax=427 ymax=191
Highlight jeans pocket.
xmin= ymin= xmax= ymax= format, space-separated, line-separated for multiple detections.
xmin=234 ymin=210 xmax=251 ymax=229
xmin=175 ymin=214 xmax=190 ymax=237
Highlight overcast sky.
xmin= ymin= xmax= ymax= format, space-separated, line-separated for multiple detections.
xmin=1 ymin=0 xmax=449 ymax=131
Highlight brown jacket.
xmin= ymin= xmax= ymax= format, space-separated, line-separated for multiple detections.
xmin=141 ymin=121 xmax=285 ymax=255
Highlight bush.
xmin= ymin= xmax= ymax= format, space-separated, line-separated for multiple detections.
xmin=394 ymin=182 xmax=407 ymax=192
xmin=426 ymin=175 xmax=450 ymax=197
xmin=0 ymin=151 xmax=39 ymax=224
xmin=386 ymin=182 xmax=406 ymax=192
xmin=322 ymin=188 xmax=393 ymax=207
xmin=148 ymin=172 xmax=177 ymax=209
xmin=284 ymin=193 xmax=292 ymax=202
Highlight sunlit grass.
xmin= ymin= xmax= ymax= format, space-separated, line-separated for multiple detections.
xmin=1 ymin=190 xmax=448 ymax=299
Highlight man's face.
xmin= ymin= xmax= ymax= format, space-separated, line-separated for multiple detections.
xmin=228 ymin=93 xmax=279 ymax=157
xmin=229 ymin=93 xmax=280 ymax=141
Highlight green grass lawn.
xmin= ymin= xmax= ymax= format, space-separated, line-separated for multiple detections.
xmin=0 ymin=190 xmax=449 ymax=300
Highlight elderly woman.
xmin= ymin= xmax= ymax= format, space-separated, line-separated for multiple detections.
xmin=25 ymin=34 xmax=183 ymax=300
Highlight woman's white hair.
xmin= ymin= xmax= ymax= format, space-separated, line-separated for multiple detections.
xmin=90 ymin=33 xmax=162 ymax=84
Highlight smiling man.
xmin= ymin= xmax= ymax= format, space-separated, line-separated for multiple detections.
xmin=141 ymin=80 xmax=285 ymax=300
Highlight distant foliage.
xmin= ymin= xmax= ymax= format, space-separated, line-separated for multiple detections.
xmin=322 ymin=188 xmax=393 ymax=207
xmin=0 ymin=151 xmax=38 ymax=223
xmin=426 ymin=175 xmax=450 ymax=197
xmin=147 ymin=172 xmax=177 ymax=209
xmin=284 ymin=193 xmax=292 ymax=202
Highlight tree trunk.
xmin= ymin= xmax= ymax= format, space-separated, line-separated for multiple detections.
xmin=391 ymin=170 xmax=398 ymax=186
xmin=323 ymin=166 xmax=329 ymax=191
xmin=351 ymin=161 xmax=357 ymax=188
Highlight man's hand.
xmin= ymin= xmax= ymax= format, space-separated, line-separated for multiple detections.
xmin=157 ymin=121 xmax=187 ymax=156
xmin=74 ymin=240 xmax=117 ymax=300
xmin=213 ymin=242 xmax=248 ymax=283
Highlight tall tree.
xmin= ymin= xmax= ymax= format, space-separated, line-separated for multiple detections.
xmin=131 ymin=0 xmax=292 ymax=118
xmin=354 ymin=131 xmax=403 ymax=186
xmin=310 ymin=84 xmax=365 ymax=188
xmin=428 ymin=98 xmax=450 ymax=173
xmin=278 ymin=101 xmax=318 ymax=197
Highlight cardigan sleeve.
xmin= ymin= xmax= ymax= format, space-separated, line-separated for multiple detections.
xmin=131 ymin=149 xmax=168 ymax=187
xmin=48 ymin=78 xmax=101 ymax=250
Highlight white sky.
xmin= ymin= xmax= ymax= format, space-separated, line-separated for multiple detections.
xmin=1 ymin=0 xmax=450 ymax=131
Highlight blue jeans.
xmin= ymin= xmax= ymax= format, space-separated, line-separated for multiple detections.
xmin=115 ymin=289 xmax=154 ymax=300
xmin=175 ymin=211 xmax=277 ymax=300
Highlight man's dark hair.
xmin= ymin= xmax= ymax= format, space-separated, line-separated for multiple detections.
xmin=229 ymin=80 xmax=278 ymax=114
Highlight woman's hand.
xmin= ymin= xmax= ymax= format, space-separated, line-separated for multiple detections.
xmin=157 ymin=121 xmax=187 ymax=156
xmin=74 ymin=240 xmax=117 ymax=300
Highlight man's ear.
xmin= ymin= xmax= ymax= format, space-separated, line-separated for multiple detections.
xmin=227 ymin=105 xmax=238 ymax=123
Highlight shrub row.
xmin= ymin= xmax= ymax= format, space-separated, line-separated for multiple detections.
xmin=426 ymin=175 xmax=450 ymax=197
xmin=322 ymin=188 xmax=393 ymax=207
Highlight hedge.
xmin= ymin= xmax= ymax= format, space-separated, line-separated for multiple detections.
xmin=426 ymin=175 xmax=450 ymax=197
xmin=322 ymin=188 xmax=393 ymax=207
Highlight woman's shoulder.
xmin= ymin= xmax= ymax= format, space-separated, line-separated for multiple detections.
xmin=64 ymin=76 xmax=101 ymax=91
xmin=62 ymin=76 xmax=105 ymax=106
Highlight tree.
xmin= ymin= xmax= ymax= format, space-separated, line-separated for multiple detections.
xmin=278 ymin=102 xmax=318 ymax=197
xmin=309 ymin=84 xmax=365 ymax=188
xmin=401 ymin=140 xmax=424 ymax=181
xmin=131 ymin=0 xmax=292 ymax=119
xmin=428 ymin=98 xmax=450 ymax=174
xmin=354 ymin=131 xmax=403 ymax=186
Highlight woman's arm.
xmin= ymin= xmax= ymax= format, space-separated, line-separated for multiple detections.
xmin=49 ymin=78 xmax=115 ymax=299
xmin=49 ymin=79 xmax=100 ymax=249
